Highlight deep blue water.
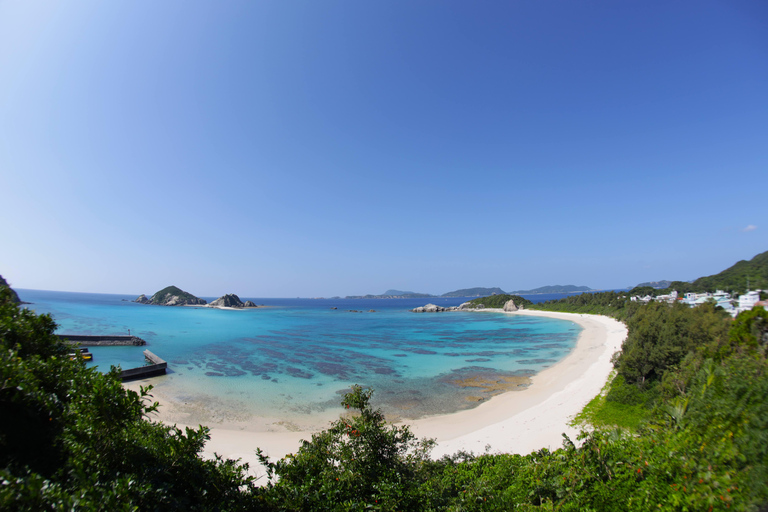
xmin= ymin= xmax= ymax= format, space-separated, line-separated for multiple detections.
xmin=18 ymin=289 xmax=582 ymax=424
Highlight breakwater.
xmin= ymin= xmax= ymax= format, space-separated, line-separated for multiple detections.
xmin=120 ymin=350 xmax=168 ymax=381
xmin=57 ymin=334 xmax=147 ymax=346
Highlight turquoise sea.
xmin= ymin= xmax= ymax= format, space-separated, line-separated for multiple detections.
xmin=18 ymin=289 xmax=582 ymax=427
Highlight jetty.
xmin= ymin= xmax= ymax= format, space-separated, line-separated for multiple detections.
xmin=58 ymin=334 xmax=167 ymax=380
xmin=120 ymin=350 xmax=168 ymax=381
xmin=57 ymin=334 xmax=147 ymax=346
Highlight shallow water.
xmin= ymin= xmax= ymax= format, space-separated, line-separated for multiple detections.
xmin=19 ymin=290 xmax=581 ymax=425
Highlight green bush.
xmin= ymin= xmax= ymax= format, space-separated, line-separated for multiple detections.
xmin=614 ymin=301 xmax=729 ymax=386
xmin=466 ymin=294 xmax=533 ymax=309
xmin=257 ymin=385 xmax=435 ymax=511
xmin=529 ymin=291 xmax=642 ymax=321
xmin=0 ymin=287 xmax=260 ymax=511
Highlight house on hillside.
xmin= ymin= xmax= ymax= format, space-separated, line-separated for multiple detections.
xmin=738 ymin=291 xmax=762 ymax=314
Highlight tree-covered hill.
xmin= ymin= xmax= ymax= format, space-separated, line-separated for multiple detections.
xmin=143 ymin=285 xmax=207 ymax=305
xmin=692 ymin=250 xmax=768 ymax=293
xmin=0 ymin=275 xmax=20 ymax=303
xmin=466 ymin=294 xmax=533 ymax=309
xmin=629 ymin=250 xmax=768 ymax=297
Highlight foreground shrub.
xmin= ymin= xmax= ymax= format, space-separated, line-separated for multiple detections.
xmin=0 ymin=287 xmax=260 ymax=511
xmin=257 ymin=385 xmax=435 ymax=511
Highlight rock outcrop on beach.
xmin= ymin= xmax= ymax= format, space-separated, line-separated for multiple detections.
xmin=0 ymin=275 xmax=21 ymax=303
xmin=412 ymin=301 xmax=494 ymax=313
xmin=137 ymin=286 xmax=207 ymax=306
xmin=412 ymin=303 xmax=445 ymax=313
xmin=210 ymin=294 xmax=245 ymax=308
xmin=503 ymin=299 xmax=518 ymax=312
xmin=243 ymin=300 xmax=258 ymax=308
xmin=134 ymin=294 xmax=150 ymax=304
xmin=412 ymin=303 xmax=472 ymax=312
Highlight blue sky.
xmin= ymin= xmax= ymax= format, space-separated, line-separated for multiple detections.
xmin=1 ymin=1 xmax=766 ymax=297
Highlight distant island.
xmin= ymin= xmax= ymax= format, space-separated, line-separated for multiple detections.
xmin=208 ymin=294 xmax=258 ymax=309
xmin=345 ymin=287 xmax=507 ymax=299
xmin=633 ymin=280 xmax=673 ymax=289
xmin=345 ymin=284 xmax=593 ymax=299
xmin=345 ymin=290 xmax=435 ymax=299
xmin=509 ymin=285 xmax=593 ymax=295
xmin=135 ymin=285 xmax=207 ymax=306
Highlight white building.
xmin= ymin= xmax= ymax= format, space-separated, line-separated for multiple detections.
xmin=738 ymin=291 xmax=762 ymax=313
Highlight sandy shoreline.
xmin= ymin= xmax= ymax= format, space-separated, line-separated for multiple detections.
xmin=124 ymin=310 xmax=626 ymax=476
xmin=411 ymin=310 xmax=626 ymax=457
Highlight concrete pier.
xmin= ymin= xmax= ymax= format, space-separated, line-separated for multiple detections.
xmin=120 ymin=350 xmax=168 ymax=381
xmin=58 ymin=334 xmax=147 ymax=346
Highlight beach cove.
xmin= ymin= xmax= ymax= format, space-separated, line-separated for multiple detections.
xmin=125 ymin=310 xmax=627 ymax=477
xmin=18 ymin=289 xmax=625 ymax=476
xmin=22 ymin=289 xmax=584 ymax=422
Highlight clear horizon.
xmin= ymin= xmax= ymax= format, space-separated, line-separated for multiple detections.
xmin=13 ymin=285 xmax=612 ymax=299
xmin=1 ymin=1 xmax=766 ymax=297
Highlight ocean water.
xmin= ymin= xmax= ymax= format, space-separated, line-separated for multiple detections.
xmin=18 ymin=289 xmax=582 ymax=426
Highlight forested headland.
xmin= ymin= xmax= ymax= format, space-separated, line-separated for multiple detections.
xmin=465 ymin=294 xmax=533 ymax=309
xmin=2 ymin=282 xmax=768 ymax=510
xmin=629 ymin=250 xmax=768 ymax=297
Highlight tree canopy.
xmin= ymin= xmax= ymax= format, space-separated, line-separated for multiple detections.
xmin=0 ymin=287 xmax=260 ymax=510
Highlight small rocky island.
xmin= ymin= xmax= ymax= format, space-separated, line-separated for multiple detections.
xmin=209 ymin=293 xmax=244 ymax=308
xmin=135 ymin=287 xmax=260 ymax=309
xmin=134 ymin=286 xmax=207 ymax=306
xmin=208 ymin=294 xmax=259 ymax=308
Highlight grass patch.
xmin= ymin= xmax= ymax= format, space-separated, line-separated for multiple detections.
xmin=572 ymin=372 xmax=653 ymax=430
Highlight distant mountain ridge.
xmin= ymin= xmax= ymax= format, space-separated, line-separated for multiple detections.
xmin=382 ymin=290 xmax=420 ymax=297
xmin=346 ymin=284 xmax=594 ymax=299
xmin=346 ymin=291 xmax=436 ymax=299
xmin=510 ymin=285 xmax=592 ymax=294
xmin=634 ymin=280 xmax=672 ymax=289
xmin=440 ymin=287 xmax=505 ymax=297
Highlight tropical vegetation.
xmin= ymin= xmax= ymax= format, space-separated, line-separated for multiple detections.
xmin=529 ymin=290 xmax=640 ymax=320
xmin=630 ymin=250 xmax=768 ymax=297
xmin=0 ymin=287 xmax=261 ymax=510
xmin=466 ymin=294 xmax=533 ymax=309
xmin=3 ymin=278 xmax=768 ymax=510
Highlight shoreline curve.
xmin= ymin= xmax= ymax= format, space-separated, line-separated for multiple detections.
xmin=125 ymin=310 xmax=627 ymax=477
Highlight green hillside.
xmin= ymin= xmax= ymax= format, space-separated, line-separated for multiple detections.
xmin=148 ymin=285 xmax=207 ymax=305
xmin=692 ymin=250 xmax=768 ymax=293
xmin=630 ymin=250 xmax=768 ymax=297
xmin=0 ymin=275 xmax=20 ymax=303
xmin=466 ymin=294 xmax=533 ymax=309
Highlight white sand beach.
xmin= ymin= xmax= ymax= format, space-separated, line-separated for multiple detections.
xmin=410 ymin=311 xmax=626 ymax=457
xmin=124 ymin=310 xmax=626 ymax=478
